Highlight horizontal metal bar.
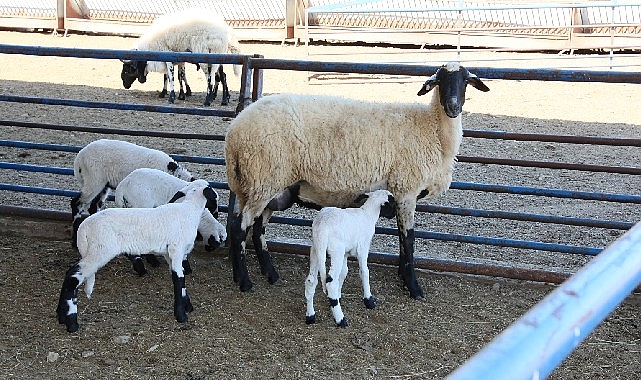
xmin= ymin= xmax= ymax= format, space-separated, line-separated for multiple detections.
xmin=458 ymin=156 xmax=641 ymax=175
xmin=0 ymin=162 xmax=73 ymax=175
xmin=0 ymin=95 xmax=236 ymax=117
xmin=0 ymin=44 xmax=244 ymax=66
xmin=419 ymin=205 xmax=635 ymax=230
xmin=451 ymin=181 xmax=641 ymax=203
xmin=0 ymin=120 xmax=226 ymax=141
xmin=307 ymin=1 xmax=641 ymax=13
xmin=251 ymin=59 xmax=641 ymax=83
xmin=447 ymin=221 xmax=641 ymax=380
xmin=463 ymin=130 xmax=641 ymax=147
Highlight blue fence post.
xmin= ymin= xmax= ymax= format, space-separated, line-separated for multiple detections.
xmin=447 ymin=221 xmax=641 ymax=380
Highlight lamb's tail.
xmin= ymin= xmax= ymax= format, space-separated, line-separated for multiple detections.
xmin=314 ymin=236 xmax=329 ymax=294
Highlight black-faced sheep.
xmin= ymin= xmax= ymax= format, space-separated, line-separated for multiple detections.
xmin=114 ymin=168 xmax=226 ymax=276
xmin=70 ymin=139 xmax=195 ymax=248
xmin=224 ymin=62 xmax=489 ymax=299
xmin=57 ymin=179 xmax=216 ymax=333
xmin=305 ymin=190 xmax=396 ymax=327
xmin=120 ymin=8 xmax=241 ymax=106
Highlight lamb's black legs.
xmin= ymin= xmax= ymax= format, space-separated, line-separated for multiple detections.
xmin=172 ymin=271 xmax=193 ymax=323
xmin=56 ymin=263 xmax=81 ymax=333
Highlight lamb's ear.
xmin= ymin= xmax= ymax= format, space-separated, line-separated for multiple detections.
xmin=467 ymin=72 xmax=490 ymax=92
xmin=168 ymin=191 xmax=186 ymax=203
xmin=202 ymin=187 xmax=218 ymax=203
xmin=417 ymin=72 xmax=439 ymax=96
xmin=354 ymin=193 xmax=369 ymax=204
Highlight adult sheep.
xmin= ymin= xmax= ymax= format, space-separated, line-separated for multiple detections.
xmin=224 ymin=62 xmax=489 ymax=299
xmin=70 ymin=139 xmax=195 ymax=248
xmin=120 ymin=8 xmax=241 ymax=106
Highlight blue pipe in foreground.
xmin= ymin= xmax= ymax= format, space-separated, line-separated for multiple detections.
xmin=447 ymin=221 xmax=641 ymax=380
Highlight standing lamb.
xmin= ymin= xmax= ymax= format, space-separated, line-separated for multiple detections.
xmin=57 ymin=180 xmax=216 ymax=333
xmin=114 ymin=168 xmax=227 ymax=276
xmin=70 ymin=139 xmax=195 ymax=248
xmin=305 ymin=190 xmax=396 ymax=327
xmin=224 ymin=62 xmax=489 ymax=299
xmin=120 ymin=8 xmax=241 ymax=106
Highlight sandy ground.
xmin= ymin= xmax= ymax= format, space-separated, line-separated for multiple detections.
xmin=0 ymin=29 xmax=639 ymax=379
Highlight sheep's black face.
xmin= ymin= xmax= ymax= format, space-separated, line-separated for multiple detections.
xmin=203 ymin=187 xmax=220 ymax=219
xmin=417 ymin=62 xmax=490 ymax=118
xmin=121 ymin=60 xmax=147 ymax=89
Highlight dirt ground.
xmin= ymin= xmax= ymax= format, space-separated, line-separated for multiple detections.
xmin=0 ymin=30 xmax=639 ymax=379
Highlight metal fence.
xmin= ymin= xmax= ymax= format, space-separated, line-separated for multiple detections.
xmin=1 ymin=1 xmax=639 ymax=51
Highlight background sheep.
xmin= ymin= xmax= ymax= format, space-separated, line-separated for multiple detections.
xmin=70 ymin=139 xmax=194 ymax=248
xmin=120 ymin=8 xmax=241 ymax=106
xmin=57 ymin=180 xmax=216 ymax=333
xmin=224 ymin=62 xmax=489 ymax=299
xmin=305 ymin=190 xmax=396 ymax=327
xmin=114 ymin=168 xmax=227 ymax=276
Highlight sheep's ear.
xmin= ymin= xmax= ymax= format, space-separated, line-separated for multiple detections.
xmin=467 ymin=72 xmax=490 ymax=92
xmin=417 ymin=72 xmax=439 ymax=96
xmin=168 ymin=191 xmax=186 ymax=203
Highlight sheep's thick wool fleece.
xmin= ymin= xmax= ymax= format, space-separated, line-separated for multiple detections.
xmin=135 ymin=10 xmax=234 ymax=73
xmin=225 ymin=92 xmax=462 ymax=207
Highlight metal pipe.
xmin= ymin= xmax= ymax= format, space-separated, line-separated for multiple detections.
xmin=0 ymin=94 xmax=236 ymax=117
xmin=0 ymin=120 xmax=226 ymax=141
xmin=447 ymin=222 xmax=641 ymax=380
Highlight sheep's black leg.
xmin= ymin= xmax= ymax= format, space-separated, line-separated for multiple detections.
xmin=159 ymin=74 xmax=168 ymax=98
xmin=177 ymin=65 xmax=186 ymax=100
xmin=217 ymin=65 xmax=230 ymax=106
xmin=398 ymin=228 xmax=424 ymax=300
xmin=251 ymin=214 xmax=280 ymax=285
xmin=229 ymin=213 xmax=253 ymax=292
xmin=56 ymin=263 xmax=81 ymax=333
xmin=166 ymin=62 xmax=176 ymax=104
xmin=182 ymin=259 xmax=192 ymax=276
xmin=145 ymin=254 xmax=161 ymax=267
xmin=203 ymin=64 xmax=214 ymax=106
xmin=171 ymin=271 xmax=192 ymax=323
xmin=212 ymin=66 xmax=220 ymax=101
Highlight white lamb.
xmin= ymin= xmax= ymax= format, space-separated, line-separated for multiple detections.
xmin=114 ymin=168 xmax=227 ymax=276
xmin=225 ymin=62 xmax=489 ymax=298
xmin=305 ymin=190 xmax=396 ymax=327
xmin=120 ymin=8 xmax=242 ymax=106
xmin=56 ymin=179 xmax=216 ymax=333
xmin=70 ymin=139 xmax=194 ymax=248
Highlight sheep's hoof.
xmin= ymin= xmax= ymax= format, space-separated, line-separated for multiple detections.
xmin=60 ymin=314 xmax=79 ymax=333
xmin=185 ymin=86 xmax=192 ymax=96
xmin=131 ymin=260 xmax=148 ymax=277
xmin=221 ymin=99 xmax=229 ymax=106
xmin=266 ymin=270 xmax=280 ymax=285
xmin=363 ymin=296 xmax=377 ymax=309
xmin=239 ymin=278 xmax=253 ymax=292
xmin=178 ymin=91 xmax=186 ymax=101
xmin=159 ymin=90 xmax=167 ymax=98
xmin=145 ymin=255 xmax=161 ymax=268
xmin=336 ymin=318 xmax=348 ymax=328
xmin=168 ymin=92 xmax=175 ymax=104
xmin=305 ymin=314 xmax=316 ymax=325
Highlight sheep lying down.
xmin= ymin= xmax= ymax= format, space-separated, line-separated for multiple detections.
xmin=56 ymin=180 xmax=216 ymax=333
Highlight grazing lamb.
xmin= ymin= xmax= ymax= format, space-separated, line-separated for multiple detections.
xmin=305 ymin=190 xmax=396 ymax=327
xmin=70 ymin=139 xmax=194 ymax=248
xmin=120 ymin=9 xmax=242 ymax=106
xmin=56 ymin=180 xmax=216 ymax=333
xmin=114 ymin=168 xmax=227 ymax=276
xmin=225 ymin=62 xmax=489 ymax=299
